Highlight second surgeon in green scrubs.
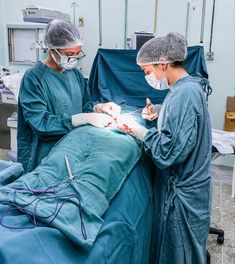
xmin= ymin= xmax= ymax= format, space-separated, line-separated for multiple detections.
xmin=116 ymin=32 xmax=212 ymax=264
xmin=17 ymin=19 xmax=113 ymax=172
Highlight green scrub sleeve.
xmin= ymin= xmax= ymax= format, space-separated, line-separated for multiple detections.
xmin=19 ymin=74 xmax=74 ymax=139
xmin=82 ymin=78 xmax=94 ymax=113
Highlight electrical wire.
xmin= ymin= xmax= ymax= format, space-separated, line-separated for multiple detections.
xmin=209 ymin=0 xmax=216 ymax=52
xmin=0 ymin=184 xmax=87 ymax=240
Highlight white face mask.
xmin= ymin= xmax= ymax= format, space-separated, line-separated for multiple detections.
xmin=51 ymin=50 xmax=79 ymax=70
xmin=145 ymin=72 xmax=169 ymax=90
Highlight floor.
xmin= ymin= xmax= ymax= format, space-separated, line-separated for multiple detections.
xmin=0 ymin=149 xmax=234 ymax=263
xmin=207 ymin=164 xmax=235 ymax=264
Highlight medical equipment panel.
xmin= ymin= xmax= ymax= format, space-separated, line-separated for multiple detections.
xmin=22 ymin=5 xmax=71 ymax=24
xmin=7 ymin=24 xmax=45 ymax=65
xmin=126 ymin=32 xmax=156 ymax=50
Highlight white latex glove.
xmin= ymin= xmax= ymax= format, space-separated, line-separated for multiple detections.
xmin=115 ymin=114 xmax=148 ymax=141
xmin=142 ymin=98 xmax=158 ymax=121
xmin=93 ymin=102 xmax=121 ymax=118
xmin=71 ymin=113 xmax=114 ymax=128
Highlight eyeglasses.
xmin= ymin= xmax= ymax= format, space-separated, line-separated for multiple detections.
xmin=54 ymin=49 xmax=86 ymax=63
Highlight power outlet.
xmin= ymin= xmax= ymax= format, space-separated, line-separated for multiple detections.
xmin=79 ymin=17 xmax=84 ymax=27
xmin=206 ymin=51 xmax=214 ymax=60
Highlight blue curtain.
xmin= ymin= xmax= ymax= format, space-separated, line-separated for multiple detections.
xmin=89 ymin=46 xmax=208 ymax=107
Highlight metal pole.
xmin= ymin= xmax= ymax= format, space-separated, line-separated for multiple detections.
xmin=200 ymin=0 xmax=206 ymax=43
xmin=98 ymin=0 xmax=102 ymax=46
xmin=71 ymin=2 xmax=78 ymax=26
xmin=185 ymin=1 xmax=190 ymax=39
xmin=153 ymin=0 xmax=158 ymax=33
xmin=124 ymin=0 xmax=128 ymax=49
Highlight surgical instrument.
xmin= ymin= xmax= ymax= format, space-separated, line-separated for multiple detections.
xmin=65 ymin=154 xmax=75 ymax=181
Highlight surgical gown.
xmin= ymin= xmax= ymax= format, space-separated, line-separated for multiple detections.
xmin=17 ymin=61 xmax=93 ymax=173
xmin=144 ymin=76 xmax=212 ymax=264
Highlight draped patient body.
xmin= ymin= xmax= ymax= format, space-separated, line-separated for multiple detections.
xmin=0 ymin=107 xmax=144 ymax=249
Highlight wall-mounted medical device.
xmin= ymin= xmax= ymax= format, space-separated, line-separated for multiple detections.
xmin=22 ymin=5 xmax=71 ymax=24
xmin=7 ymin=24 xmax=45 ymax=65
xmin=126 ymin=31 xmax=156 ymax=50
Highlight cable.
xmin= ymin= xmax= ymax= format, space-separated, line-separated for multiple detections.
xmin=209 ymin=0 xmax=216 ymax=52
xmin=0 ymin=186 xmax=87 ymax=240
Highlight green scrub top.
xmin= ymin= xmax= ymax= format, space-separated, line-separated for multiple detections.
xmin=17 ymin=61 xmax=93 ymax=173
xmin=144 ymin=76 xmax=212 ymax=264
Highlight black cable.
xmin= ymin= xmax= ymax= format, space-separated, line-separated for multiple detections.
xmin=209 ymin=0 xmax=216 ymax=52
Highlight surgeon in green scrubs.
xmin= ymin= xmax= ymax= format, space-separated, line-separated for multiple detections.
xmin=17 ymin=19 xmax=113 ymax=172
xmin=117 ymin=32 xmax=212 ymax=264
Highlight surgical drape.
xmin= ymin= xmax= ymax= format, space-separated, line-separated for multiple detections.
xmin=1 ymin=125 xmax=143 ymax=248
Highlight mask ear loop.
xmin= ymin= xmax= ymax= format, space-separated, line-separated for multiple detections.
xmin=160 ymin=63 xmax=169 ymax=88
xmin=156 ymin=63 xmax=170 ymax=89
xmin=152 ymin=64 xmax=163 ymax=89
xmin=49 ymin=50 xmax=68 ymax=71
xmin=49 ymin=49 xmax=61 ymax=64
xmin=50 ymin=51 xmax=57 ymax=63
xmin=54 ymin=49 xmax=69 ymax=64
xmin=53 ymin=49 xmax=62 ymax=57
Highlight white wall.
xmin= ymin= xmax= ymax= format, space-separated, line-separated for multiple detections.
xmin=0 ymin=0 xmax=234 ymax=129
xmin=0 ymin=0 xmax=6 ymax=65
xmin=156 ymin=0 xmax=235 ymax=167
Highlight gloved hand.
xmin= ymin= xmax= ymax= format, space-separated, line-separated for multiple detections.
xmin=115 ymin=114 xmax=148 ymax=141
xmin=93 ymin=102 xmax=121 ymax=118
xmin=71 ymin=113 xmax=114 ymax=128
xmin=142 ymin=98 xmax=158 ymax=121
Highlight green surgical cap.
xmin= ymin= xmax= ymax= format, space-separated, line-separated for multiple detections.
xmin=43 ymin=19 xmax=82 ymax=49
xmin=137 ymin=32 xmax=187 ymax=65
